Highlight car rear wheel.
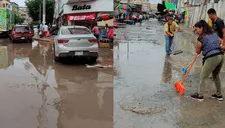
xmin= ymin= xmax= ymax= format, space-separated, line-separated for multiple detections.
xmin=53 ymin=44 xmax=60 ymax=61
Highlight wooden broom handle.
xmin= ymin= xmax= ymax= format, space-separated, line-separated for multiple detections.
xmin=181 ymin=53 xmax=199 ymax=84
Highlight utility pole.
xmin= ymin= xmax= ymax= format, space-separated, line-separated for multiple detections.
xmin=39 ymin=0 xmax=41 ymax=24
xmin=43 ymin=0 xmax=46 ymax=25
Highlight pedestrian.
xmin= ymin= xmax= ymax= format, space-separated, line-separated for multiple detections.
xmin=164 ymin=18 xmax=179 ymax=55
xmin=139 ymin=13 xmax=143 ymax=26
xmin=207 ymin=8 xmax=225 ymax=49
xmin=92 ymin=24 xmax=100 ymax=41
xmin=108 ymin=27 xmax=114 ymax=50
xmin=43 ymin=24 xmax=49 ymax=37
xmin=105 ymin=24 xmax=109 ymax=33
xmin=191 ymin=20 xmax=224 ymax=101
xmin=39 ymin=23 xmax=44 ymax=38
xmin=132 ymin=14 xmax=136 ymax=25
xmin=99 ymin=28 xmax=104 ymax=42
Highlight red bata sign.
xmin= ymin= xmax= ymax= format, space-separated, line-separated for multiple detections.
xmin=68 ymin=13 xmax=96 ymax=20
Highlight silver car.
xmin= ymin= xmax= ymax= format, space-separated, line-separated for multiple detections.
xmin=53 ymin=26 xmax=98 ymax=62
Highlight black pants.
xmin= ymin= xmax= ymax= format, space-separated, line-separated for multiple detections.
xmin=94 ymin=34 xmax=99 ymax=40
xmin=109 ymin=38 xmax=114 ymax=49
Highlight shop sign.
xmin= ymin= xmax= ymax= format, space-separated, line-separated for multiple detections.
xmin=72 ymin=4 xmax=91 ymax=11
xmin=68 ymin=13 xmax=96 ymax=20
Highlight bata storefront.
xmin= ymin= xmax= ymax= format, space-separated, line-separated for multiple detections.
xmin=59 ymin=0 xmax=113 ymax=28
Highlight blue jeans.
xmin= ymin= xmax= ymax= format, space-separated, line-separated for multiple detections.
xmin=165 ymin=35 xmax=173 ymax=54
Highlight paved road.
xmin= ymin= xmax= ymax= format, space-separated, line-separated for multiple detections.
xmin=0 ymin=38 xmax=113 ymax=128
xmin=114 ymin=19 xmax=225 ymax=128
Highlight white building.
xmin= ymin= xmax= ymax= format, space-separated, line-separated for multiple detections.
xmin=54 ymin=0 xmax=113 ymax=27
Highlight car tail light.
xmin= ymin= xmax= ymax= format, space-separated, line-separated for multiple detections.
xmin=88 ymin=39 xmax=97 ymax=43
xmin=13 ymin=31 xmax=15 ymax=35
xmin=58 ymin=39 xmax=69 ymax=43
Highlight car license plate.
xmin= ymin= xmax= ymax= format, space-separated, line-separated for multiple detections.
xmin=21 ymin=37 xmax=25 ymax=39
xmin=75 ymin=52 xmax=83 ymax=56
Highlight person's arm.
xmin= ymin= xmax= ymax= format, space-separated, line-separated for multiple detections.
xmin=195 ymin=40 xmax=202 ymax=54
xmin=222 ymin=28 xmax=225 ymax=47
xmin=92 ymin=27 xmax=95 ymax=32
xmin=174 ymin=22 xmax=179 ymax=31
xmin=218 ymin=20 xmax=225 ymax=48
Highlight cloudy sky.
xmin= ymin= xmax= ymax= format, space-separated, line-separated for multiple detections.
xmin=11 ymin=0 xmax=26 ymax=7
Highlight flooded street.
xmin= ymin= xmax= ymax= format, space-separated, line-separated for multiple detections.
xmin=114 ymin=19 xmax=225 ymax=128
xmin=0 ymin=38 xmax=113 ymax=128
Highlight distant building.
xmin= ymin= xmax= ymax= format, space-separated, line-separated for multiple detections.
xmin=141 ymin=0 xmax=150 ymax=12
xmin=129 ymin=0 xmax=142 ymax=4
xmin=0 ymin=0 xmax=10 ymax=8
xmin=19 ymin=7 xmax=31 ymax=24
xmin=10 ymin=2 xmax=19 ymax=15
xmin=150 ymin=4 xmax=157 ymax=11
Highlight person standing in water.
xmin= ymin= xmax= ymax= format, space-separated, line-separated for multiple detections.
xmin=92 ymin=24 xmax=100 ymax=42
xmin=191 ymin=20 xmax=224 ymax=101
xmin=108 ymin=27 xmax=114 ymax=50
xmin=164 ymin=18 xmax=179 ymax=55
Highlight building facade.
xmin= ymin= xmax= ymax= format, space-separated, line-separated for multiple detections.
xmin=54 ymin=0 xmax=113 ymax=27
xmin=141 ymin=0 xmax=150 ymax=12
xmin=19 ymin=7 xmax=31 ymax=24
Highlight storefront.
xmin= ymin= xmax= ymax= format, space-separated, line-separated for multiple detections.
xmin=58 ymin=0 xmax=113 ymax=27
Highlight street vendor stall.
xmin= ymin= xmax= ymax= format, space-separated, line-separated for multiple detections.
xmin=96 ymin=13 xmax=115 ymax=48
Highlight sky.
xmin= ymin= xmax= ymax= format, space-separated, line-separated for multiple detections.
xmin=11 ymin=0 xmax=26 ymax=7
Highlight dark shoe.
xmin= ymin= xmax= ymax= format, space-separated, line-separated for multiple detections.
xmin=212 ymin=94 xmax=223 ymax=101
xmin=166 ymin=52 xmax=171 ymax=55
xmin=191 ymin=93 xmax=204 ymax=101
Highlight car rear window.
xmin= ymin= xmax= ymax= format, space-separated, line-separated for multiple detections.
xmin=61 ymin=27 xmax=91 ymax=35
xmin=14 ymin=26 xmax=30 ymax=31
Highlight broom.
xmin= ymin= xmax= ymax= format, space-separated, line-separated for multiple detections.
xmin=182 ymin=54 xmax=200 ymax=74
xmin=172 ymin=32 xmax=183 ymax=55
xmin=174 ymin=53 xmax=199 ymax=95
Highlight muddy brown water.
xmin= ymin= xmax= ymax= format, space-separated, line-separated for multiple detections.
xmin=0 ymin=38 xmax=113 ymax=128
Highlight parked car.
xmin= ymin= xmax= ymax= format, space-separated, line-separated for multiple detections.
xmin=53 ymin=26 xmax=98 ymax=62
xmin=11 ymin=25 xmax=33 ymax=43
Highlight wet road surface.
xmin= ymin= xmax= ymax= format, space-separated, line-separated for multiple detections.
xmin=0 ymin=38 xmax=113 ymax=128
xmin=114 ymin=19 xmax=225 ymax=128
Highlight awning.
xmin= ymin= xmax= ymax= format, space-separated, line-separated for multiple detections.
xmin=67 ymin=13 xmax=96 ymax=21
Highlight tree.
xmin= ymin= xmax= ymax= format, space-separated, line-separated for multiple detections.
xmin=25 ymin=0 xmax=54 ymax=25
xmin=15 ymin=15 xmax=26 ymax=24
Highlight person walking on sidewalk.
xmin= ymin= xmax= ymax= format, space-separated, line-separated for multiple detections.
xmin=207 ymin=8 xmax=225 ymax=49
xmin=108 ymin=27 xmax=114 ymax=50
xmin=139 ymin=13 xmax=143 ymax=26
xmin=92 ymin=25 xmax=100 ymax=42
xmin=132 ymin=14 xmax=137 ymax=25
xmin=191 ymin=20 xmax=224 ymax=101
xmin=164 ymin=18 xmax=179 ymax=55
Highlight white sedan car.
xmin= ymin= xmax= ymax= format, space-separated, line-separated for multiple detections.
xmin=53 ymin=26 xmax=98 ymax=62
